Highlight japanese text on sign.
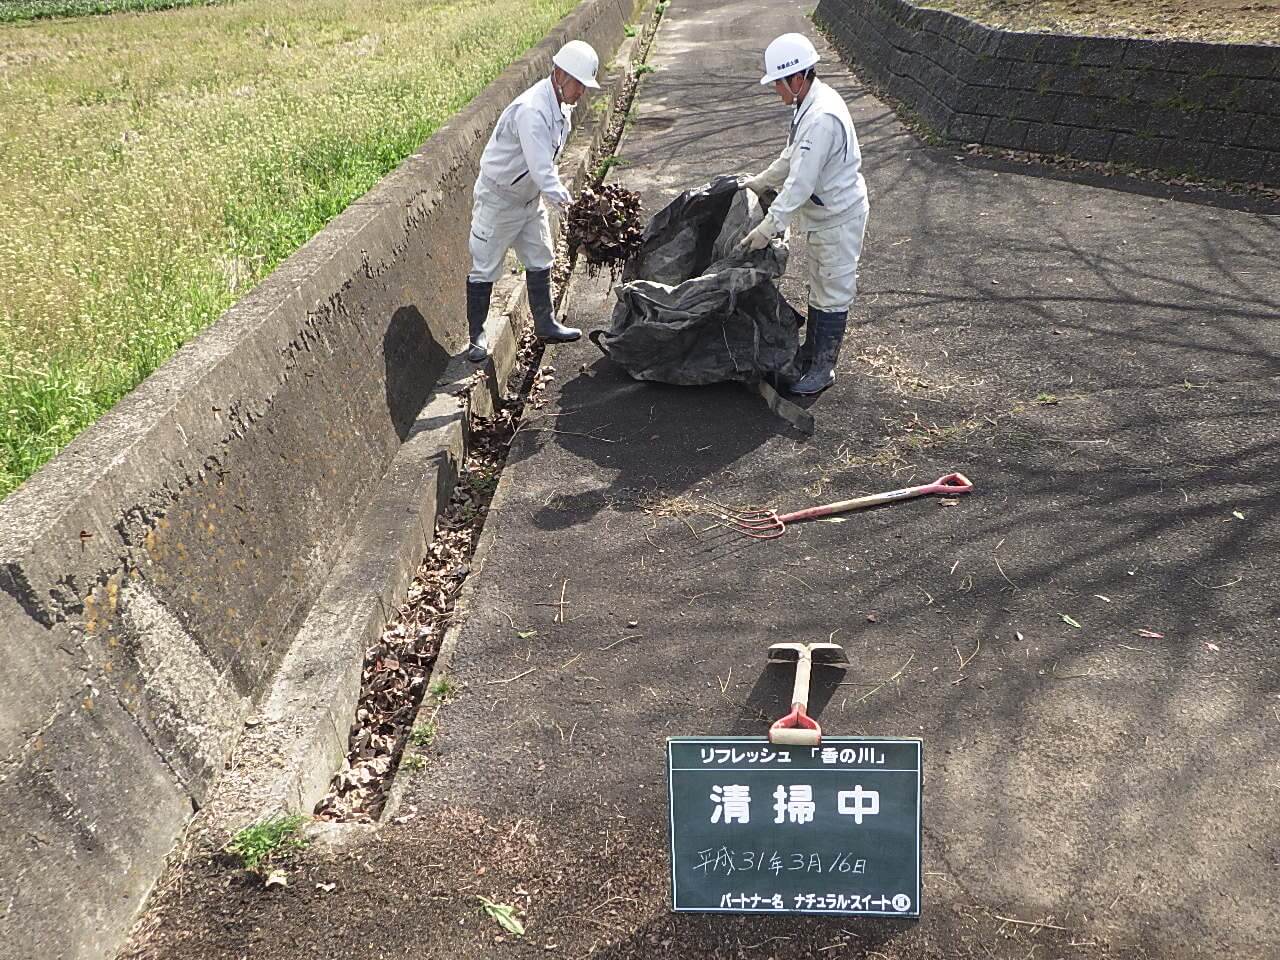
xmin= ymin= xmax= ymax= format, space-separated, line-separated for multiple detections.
xmin=668 ymin=737 xmax=922 ymax=917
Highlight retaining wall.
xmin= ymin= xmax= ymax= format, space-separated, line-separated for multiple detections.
xmin=0 ymin=0 xmax=635 ymax=957
xmin=815 ymin=0 xmax=1280 ymax=185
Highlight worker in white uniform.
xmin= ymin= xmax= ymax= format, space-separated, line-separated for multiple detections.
xmin=737 ymin=33 xmax=869 ymax=395
xmin=466 ymin=41 xmax=601 ymax=362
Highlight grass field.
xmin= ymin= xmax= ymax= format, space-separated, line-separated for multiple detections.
xmin=0 ymin=1 xmax=225 ymax=25
xmin=0 ymin=0 xmax=578 ymax=498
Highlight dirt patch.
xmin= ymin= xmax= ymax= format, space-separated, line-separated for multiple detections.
xmin=120 ymin=803 xmax=1147 ymax=960
xmin=919 ymin=0 xmax=1280 ymax=44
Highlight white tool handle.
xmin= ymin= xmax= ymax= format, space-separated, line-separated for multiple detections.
xmin=790 ymin=650 xmax=812 ymax=708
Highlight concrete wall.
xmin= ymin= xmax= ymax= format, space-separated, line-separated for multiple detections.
xmin=816 ymin=0 xmax=1280 ymax=185
xmin=0 ymin=0 xmax=634 ymax=957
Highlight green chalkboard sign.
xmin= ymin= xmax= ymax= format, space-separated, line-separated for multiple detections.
xmin=667 ymin=737 xmax=922 ymax=917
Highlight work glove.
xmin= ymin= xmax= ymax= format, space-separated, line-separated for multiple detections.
xmin=735 ymin=225 xmax=772 ymax=254
xmin=546 ymin=187 xmax=573 ymax=217
xmin=740 ymin=174 xmax=769 ymax=195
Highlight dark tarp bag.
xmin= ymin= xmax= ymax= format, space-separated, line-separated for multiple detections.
xmin=589 ymin=175 xmax=802 ymax=386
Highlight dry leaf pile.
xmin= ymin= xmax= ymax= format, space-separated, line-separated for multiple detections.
xmin=566 ymin=184 xmax=644 ymax=278
xmin=314 ymin=532 xmax=467 ymax=821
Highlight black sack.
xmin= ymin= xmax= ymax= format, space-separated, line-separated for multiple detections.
xmin=589 ymin=175 xmax=802 ymax=386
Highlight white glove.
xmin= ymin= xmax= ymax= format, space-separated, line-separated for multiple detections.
xmin=740 ymin=174 xmax=769 ymax=195
xmin=546 ymin=187 xmax=572 ymax=216
xmin=735 ymin=225 xmax=772 ymax=254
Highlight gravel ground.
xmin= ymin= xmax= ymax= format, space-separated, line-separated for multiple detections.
xmin=919 ymin=0 xmax=1280 ymax=45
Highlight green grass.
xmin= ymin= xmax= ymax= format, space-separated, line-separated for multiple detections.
xmin=408 ymin=722 xmax=436 ymax=747
xmin=225 ymin=814 xmax=306 ymax=872
xmin=428 ymin=676 xmax=458 ymax=701
xmin=0 ymin=0 xmax=578 ymax=499
xmin=0 ymin=0 xmax=227 ymax=23
xmin=593 ymin=155 xmax=628 ymax=180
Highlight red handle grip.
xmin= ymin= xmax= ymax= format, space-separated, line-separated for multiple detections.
xmin=925 ymin=472 xmax=973 ymax=495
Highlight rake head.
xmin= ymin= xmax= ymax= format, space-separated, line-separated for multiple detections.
xmin=718 ymin=508 xmax=786 ymax=539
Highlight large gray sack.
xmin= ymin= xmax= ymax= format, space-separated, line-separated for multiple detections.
xmin=588 ymin=175 xmax=802 ymax=386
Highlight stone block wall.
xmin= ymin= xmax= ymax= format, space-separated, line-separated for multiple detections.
xmin=815 ymin=0 xmax=1280 ymax=185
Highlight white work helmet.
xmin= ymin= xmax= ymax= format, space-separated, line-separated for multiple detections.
xmin=553 ymin=40 xmax=601 ymax=89
xmin=759 ymin=32 xmax=820 ymax=85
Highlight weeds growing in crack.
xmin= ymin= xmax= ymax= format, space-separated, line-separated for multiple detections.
xmin=428 ymin=676 xmax=460 ymax=702
xmin=409 ymin=722 xmax=437 ymax=747
xmin=225 ymin=815 xmax=306 ymax=873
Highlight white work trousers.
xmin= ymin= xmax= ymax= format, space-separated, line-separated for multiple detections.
xmin=467 ymin=179 xmax=555 ymax=284
xmin=804 ymin=203 xmax=868 ymax=312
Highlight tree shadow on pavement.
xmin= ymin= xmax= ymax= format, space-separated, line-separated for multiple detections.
xmin=950 ymin=149 xmax=1280 ymax=216
xmin=522 ymin=354 xmax=806 ymax=531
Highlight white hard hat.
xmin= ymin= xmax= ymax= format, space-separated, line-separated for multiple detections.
xmin=553 ymin=40 xmax=601 ymax=89
xmin=759 ymin=33 xmax=820 ymax=85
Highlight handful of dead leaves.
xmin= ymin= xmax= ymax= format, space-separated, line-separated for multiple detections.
xmin=566 ymin=184 xmax=644 ymax=278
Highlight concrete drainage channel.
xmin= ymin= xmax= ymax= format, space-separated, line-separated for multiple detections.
xmin=313 ymin=332 xmax=547 ymax=823
xmin=272 ymin=0 xmax=670 ymax=839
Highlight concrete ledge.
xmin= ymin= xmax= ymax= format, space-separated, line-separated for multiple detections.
xmin=816 ymin=0 xmax=1280 ymax=185
xmin=0 ymin=0 xmax=636 ymax=956
xmin=0 ymin=587 xmax=193 ymax=960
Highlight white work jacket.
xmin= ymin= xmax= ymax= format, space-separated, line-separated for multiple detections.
xmin=476 ymin=77 xmax=573 ymax=209
xmin=757 ymin=79 xmax=868 ymax=236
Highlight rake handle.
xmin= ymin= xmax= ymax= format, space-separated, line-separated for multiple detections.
xmin=775 ymin=472 xmax=974 ymax=524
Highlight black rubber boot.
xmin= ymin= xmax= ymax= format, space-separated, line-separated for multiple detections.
xmin=526 ymin=268 xmax=580 ymax=342
xmin=790 ymin=308 xmax=847 ymax=396
xmin=466 ymin=279 xmax=493 ymax=363
xmin=787 ymin=306 xmax=819 ymax=385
